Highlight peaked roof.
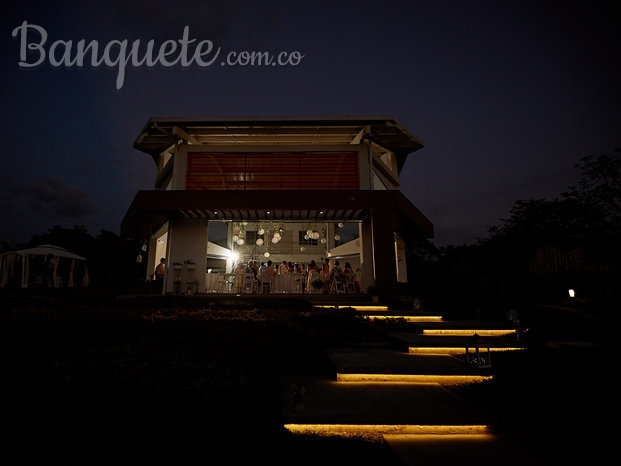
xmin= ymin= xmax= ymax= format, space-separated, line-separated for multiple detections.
xmin=2 ymin=244 xmax=86 ymax=260
xmin=133 ymin=115 xmax=425 ymax=172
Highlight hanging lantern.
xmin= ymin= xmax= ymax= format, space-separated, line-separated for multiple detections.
xmin=306 ymin=229 xmax=313 ymax=236
xmin=242 ymin=221 xmax=248 ymax=226
xmin=233 ymin=225 xmax=241 ymax=233
xmin=300 ymin=246 xmax=306 ymax=252
xmin=312 ymin=232 xmax=320 ymax=240
xmin=272 ymin=237 xmax=278 ymax=244
xmin=258 ymin=228 xmax=265 ymax=235
xmin=320 ymin=238 xmax=327 ymax=244
xmin=256 ymin=238 xmax=264 ymax=246
xmin=273 ymin=231 xmax=281 ymax=239
xmin=338 ymin=222 xmax=345 ymax=228
xmin=232 ymin=235 xmax=239 ymax=242
xmin=334 ymin=235 xmax=341 ymax=241
xmin=264 ymin=252 xmax=270 ymax=258
xmin=237 ymin=239 xmax=245 ymax=245
xmin=304 ymin=234 xmax=310 ymax=240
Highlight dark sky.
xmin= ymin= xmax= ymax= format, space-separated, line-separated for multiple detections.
xmin=1 ymin=0 xmax=619 ymax=246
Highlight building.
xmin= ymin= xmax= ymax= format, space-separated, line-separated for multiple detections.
xmin=121 ymin=116 xmax=433 ymax=296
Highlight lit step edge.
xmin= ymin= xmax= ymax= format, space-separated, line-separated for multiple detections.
xmin=365 ymin=315 xmax=443 ymax=322
xmin=336 ymin=373 xmax=493 ymax=385
xmin=422 ymin=329 xmax=516 ymax=336
xmin=315 ymin=305 xmax=389 ymax=311
xmin=408 ymin=347 xmax=525 ymax=355
xmin=284 ymin=424 xmax=492 ymax=436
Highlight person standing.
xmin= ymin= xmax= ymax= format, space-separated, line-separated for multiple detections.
xmin=154 ymin=258 xmax=166 ymax=280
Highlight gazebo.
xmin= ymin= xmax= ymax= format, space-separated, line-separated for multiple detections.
xmin=0 ymin=244 xmax=88 ymax=288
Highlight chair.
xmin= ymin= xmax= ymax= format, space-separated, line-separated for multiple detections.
xmin=261 ymin=279 xmax=272 ymax=294
xmin=332 ymin=275 xmax=346 ymax=294
xmin=291 ymin=275 xmax=302 ymax=293
xmin=242 ymin=273 xmax=258 ymax=293
xmin=344 ymin=275 xmax=356 ymax=294
xmin=215 ymin=273 xmax=227 ymax=293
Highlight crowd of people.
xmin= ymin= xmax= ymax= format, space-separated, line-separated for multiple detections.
xmin=232 ymin=258 xmax=360 ymax=293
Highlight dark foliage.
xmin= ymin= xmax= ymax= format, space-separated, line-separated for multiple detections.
xmin=15 ymin=225 xmax=143 ymax=288
xmin=406 ymin=149 xmax=621 ymax=314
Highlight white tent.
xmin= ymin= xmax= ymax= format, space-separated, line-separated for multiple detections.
xmin=0 ymin=244 xmax=88 ymax=288
xmin=327 ymin=238 xmax=361 ymax=270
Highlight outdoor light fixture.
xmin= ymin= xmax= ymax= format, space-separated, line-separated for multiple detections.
xmin=264 ymin=252 xmax=270 ymax=258
xmin=334 ymin=235 xmax=341 ymax=241
xmin=258 ymin=228 xmax=265 ymax=235
xmin=300 ymin=246 xmax=306 ymax=252
xmin=320 ymin=238 xmax=327 ymax=244
xmin=237 ymin=239 xmax=245 ymax=245
xmin=569 ymin=289 xmax=575 ymax=298
xmin=338 ymin=222 xmax=345 ymax=228
xmin=256 ymin=238 xmax=264 ymax=246
xmin=232 ymin=235 xmax=239 ymax=242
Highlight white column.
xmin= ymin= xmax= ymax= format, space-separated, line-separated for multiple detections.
xmin=164 ymin=218 xmax=208 ymax=294
xmin=359 ymin=218 xmax=375 ymax=292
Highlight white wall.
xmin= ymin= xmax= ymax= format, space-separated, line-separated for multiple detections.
xmin=164 ymin=218 xmax=208 ymax=293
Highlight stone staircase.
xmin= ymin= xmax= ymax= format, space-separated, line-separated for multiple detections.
xmin=282 ymin=302 xmax=530 ymax=464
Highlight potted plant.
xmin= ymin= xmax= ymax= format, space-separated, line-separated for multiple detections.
xmin=366 ymin=285 xmax=380 ymax=303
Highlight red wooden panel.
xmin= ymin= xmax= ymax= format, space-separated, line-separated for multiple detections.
xmin=186 ymin=152 xmax=359 ymax=190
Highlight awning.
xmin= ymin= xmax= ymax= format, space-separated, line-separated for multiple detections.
xmin=121 ymin=189 xmax=434 ymax=239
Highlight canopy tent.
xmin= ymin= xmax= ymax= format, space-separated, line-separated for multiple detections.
xmin=0 ymin=244 xmax=88 ymax=288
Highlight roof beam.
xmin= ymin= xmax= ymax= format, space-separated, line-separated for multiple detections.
xmin=173 ymin=126 xmax=199 ymax=145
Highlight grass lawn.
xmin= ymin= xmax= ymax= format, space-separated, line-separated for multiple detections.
xmin=1 ymin=291 xmax=399 ymax=465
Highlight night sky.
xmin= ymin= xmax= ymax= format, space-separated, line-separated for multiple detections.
xmin=2 ymin=0 xmax=619 ymax=246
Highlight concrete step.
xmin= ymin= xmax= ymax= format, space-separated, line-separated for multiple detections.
xmin=384 ymin=433 xmax=554 ymax=466
xmin=281 ymin=376 xmax=495 ymax=437
xmin=327 ymin=348 xmax=492 ymax=384
xmin=413 ymin=320 xmax=517 ymax=333
xmin=390 ymin=332 xmax=525 ymax=355
xmin=357 ymin=311 xmax=444 ymax=322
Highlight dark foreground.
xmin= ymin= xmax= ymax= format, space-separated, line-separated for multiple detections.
xmin=1 ymin=290 xmax=618 ymax=465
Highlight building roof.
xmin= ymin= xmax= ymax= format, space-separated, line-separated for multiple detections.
xmin=133 ymin=116 xmax=425 ymax=172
